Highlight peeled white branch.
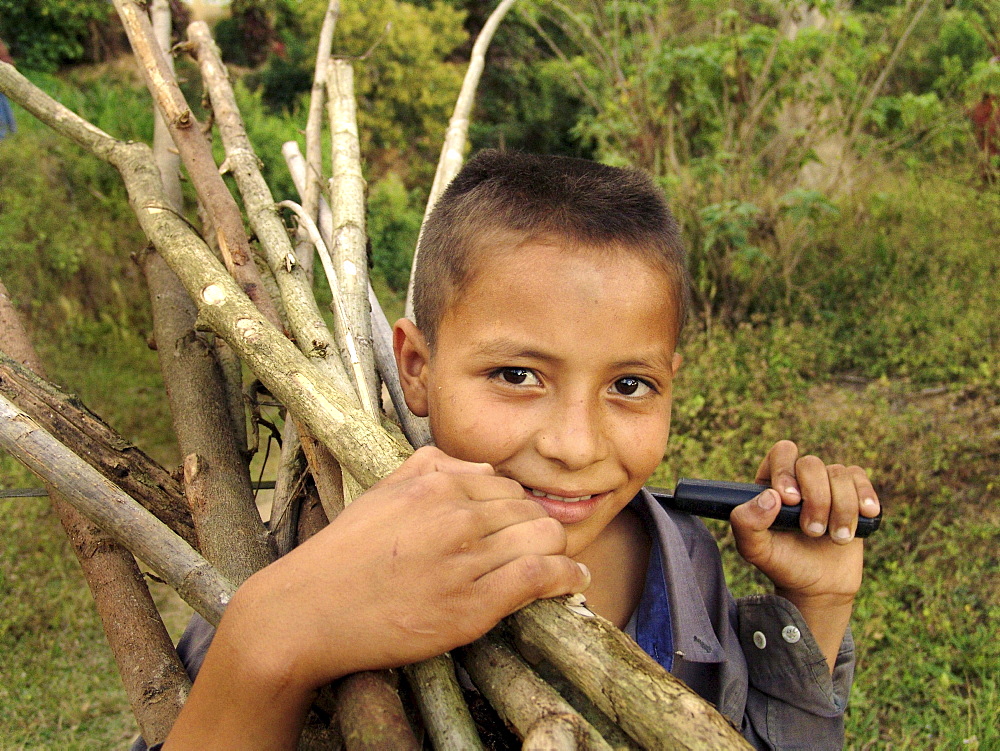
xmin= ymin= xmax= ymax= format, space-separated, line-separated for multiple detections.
xmin=278 ymin=199 xmax=378 ymax=420
xmin=404 ymin=0 xmax=519 ymax=319
xmin=327 ymin=59 xmax=379 ymax=413
xmin=283 ymin=141 xmax=432 ymax=446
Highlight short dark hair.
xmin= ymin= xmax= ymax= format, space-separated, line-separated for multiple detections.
xmin=412 ymin=149 xmax=689 ymax=345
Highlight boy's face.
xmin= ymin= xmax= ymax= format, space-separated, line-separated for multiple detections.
xmin=395 ymin=242 xmax=682 ymax=559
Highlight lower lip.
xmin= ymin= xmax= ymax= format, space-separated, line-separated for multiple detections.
xmin=524 ymin=489 xmax=609 ymax=525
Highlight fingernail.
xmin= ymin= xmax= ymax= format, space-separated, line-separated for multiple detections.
xmin=757 ymin=490 xmax=777 ymax=510
xmin=785 ymin=486 xmax=800 ymax=498
xmin=833 ymin=527 xmax=853 ymax=541
xmin=577 ymin=562 xmax=591 ymax=581
xmin=862 ymin=497 xmax=878 ymax=512
xmin=807 ymin=521 xmax=826 ymax=536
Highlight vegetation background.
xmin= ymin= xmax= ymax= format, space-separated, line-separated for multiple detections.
xmin=0 ymin=0 xmax=997 ymax=747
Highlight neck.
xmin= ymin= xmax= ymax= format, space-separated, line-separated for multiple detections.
xmin=574 ymin=508 xmax=651 ymax=628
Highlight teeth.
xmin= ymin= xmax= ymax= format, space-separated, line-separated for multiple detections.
xmin=530 ymin=488 xmax=593 ymax=503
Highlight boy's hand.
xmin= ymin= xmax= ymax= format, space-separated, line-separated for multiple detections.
xmin=728 ymin=440 xmax=880 ymax=670
xmin=224 ymin=446 xmax=589 ymax=685
xmin=166 ymin=447 xmax=590 ymax=749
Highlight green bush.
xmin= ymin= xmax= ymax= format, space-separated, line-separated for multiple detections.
xmin=0 ymin=0 xmax=117 ymax=72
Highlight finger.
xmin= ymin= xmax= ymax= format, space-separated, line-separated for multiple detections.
xmin=795 ymin=455 xmax=832 ymax=537
xmin=471 ymin=496 xmax=552 ymax=536
xmin=474 ymin=515 xmax=567 ymax=569
xmin=756 ymin=440 xmax=802 ymax=505
xmin=826 ymin=464 xmax=858 ymax=544
xmin=851 ymin=466 xmax=881 ymax=518
xmin=375 ymin=446 xmax=495 ymax=488
xmin=476 ymin=554 xmax=591 ymax=617
xmin=728 ymin=489 xmax=781 ymax=567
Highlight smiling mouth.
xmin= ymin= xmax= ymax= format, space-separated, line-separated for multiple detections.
xmin=525 ymin=487 xmax=595 ymax=503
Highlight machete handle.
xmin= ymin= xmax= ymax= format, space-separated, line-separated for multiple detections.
xmin=648 ymin=478 xmax=882 ymax=538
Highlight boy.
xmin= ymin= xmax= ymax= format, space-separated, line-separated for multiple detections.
xmin=158 ymin=151 xmax=879 ymax=749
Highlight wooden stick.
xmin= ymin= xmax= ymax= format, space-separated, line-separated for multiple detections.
xmin=0 ymin=279 xmax=191 ymax=746
xmin=185 ymin=22 xmax=355 ymax=402
xmin=0 ymin=392 xmax=234 ymax=625
xmin=304 ymin=0 xmax=341 ymax=234
xmin=283 ymin=141 xmax=432 ymax=446
xmin=140 ymin=248 xmax=274 ymax=585
xmin=336 ymin=671 xmax=420 ymax=751
xmin=404 ymin=0 xmax=519 ymax=319
xmin=460 ymin=634 xmax=609 ymax=749
xmin=403 ymin=656 xmax=485 ymax=751
xmin=508 ymin=599 xmax=750 ymax=750
xmin=0 ymin=351 xmax=197 ymax=548
xmin=327 ymin=59 xmax=379 ymax=412
xmin=111 ymin=0 xmax=283 ymax=332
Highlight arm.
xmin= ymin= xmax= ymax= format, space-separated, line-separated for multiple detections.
xmin=162 ymin=447 xmax=591 ymax=750
xmin=729 ymin=441 xmax=880 ymax=672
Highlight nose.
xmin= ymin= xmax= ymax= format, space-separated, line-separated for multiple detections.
xmin=536 ymin=394 xmax=609 ymax=471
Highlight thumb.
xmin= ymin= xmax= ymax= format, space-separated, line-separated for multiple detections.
xmin=729 ymin=489 xmax=781 ymax=565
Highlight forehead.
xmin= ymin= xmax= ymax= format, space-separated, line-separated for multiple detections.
xmin=436 ymin=242 xmax=680 ymax=358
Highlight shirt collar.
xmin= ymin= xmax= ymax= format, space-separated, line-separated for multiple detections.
xmin=627 ymin=489 xmax=726 ymax=665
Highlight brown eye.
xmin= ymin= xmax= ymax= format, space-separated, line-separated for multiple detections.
xmin=499 ymin=368 xmax=536 ymax=385
xmin=613 ymin=377 xmax=651 ymax=397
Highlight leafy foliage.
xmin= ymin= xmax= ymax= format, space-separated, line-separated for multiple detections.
xmin=0 ymin=0 xmax=117 ymax=72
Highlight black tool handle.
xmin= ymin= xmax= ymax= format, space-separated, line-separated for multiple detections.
xmin=649 ymin=478 xmax=881 ymax=538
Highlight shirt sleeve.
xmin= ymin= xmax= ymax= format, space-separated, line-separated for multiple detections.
xmin=737 ymin=594 xmax=854 ymax=749
xmin=129 ymin=615 xmax=217 ymax=751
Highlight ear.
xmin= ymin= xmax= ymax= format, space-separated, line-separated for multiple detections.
xmin=671 ymin=352 xmax=683 ymax=376
xmin=393 ymin=318 xmax=431 ymax=418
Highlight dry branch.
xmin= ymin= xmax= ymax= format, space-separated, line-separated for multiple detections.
xmin=0 ymin=280 xmax=191 ymax=745
xmin=509 ymin=599 xmax=750 ymax=750
xmin=140 ymin=249 xmax=274 ymax=585
xmin=0 ymin=62 xmax=752 ymax=748
xmin=403 ymin=656 xmax=485 ymax=751
xmin=404 ymin=0 xmax=519 ymax=318
xmin=460 ymin=633 xmax=611 ymax=750
xmin=282 ymin=141 xmax=432 ymax=447
xmin=0 ymin=351 xmax=197 ymax=548
xmin=327 ymin=59 xmax=379 ymax=414
xmin=111 ymin=0 xmax=283 ymax=331
xmin=0 ymin=392 xmax=234 ymax=625
xmin=335 ymin=671 xmax=420 ymax=751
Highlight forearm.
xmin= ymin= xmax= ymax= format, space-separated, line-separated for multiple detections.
xmin=774 ymin=590 xmax=854 ymax=673
xmin=162 ymin=579 xmax=327 ymax=750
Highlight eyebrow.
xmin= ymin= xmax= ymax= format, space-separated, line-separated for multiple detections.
xmin=470 ymin=339 xmax=673 ymax=371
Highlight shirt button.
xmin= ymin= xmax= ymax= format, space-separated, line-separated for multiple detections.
xmin=782 ymin=625 xmax=801 ymax=644
xmin=753 ymin=631 xmax=767 ymax=649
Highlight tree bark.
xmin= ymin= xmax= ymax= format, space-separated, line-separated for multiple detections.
xmin=0 ymin=279 xmax=191 ymax=746
xmin=112 ymin=0 xmax=283 ymax=332
xmin=139 ymin=248 xmax=274 ymax=585
xmin=0 ymin=351 xmax=196 ymax=548
xmin=335 ymin=671 xmax=420 ymax=751
xmin=403 ymin=655 xmax=485 ymax=751
xmin=460 ymin=633 xmax=609 ymax=749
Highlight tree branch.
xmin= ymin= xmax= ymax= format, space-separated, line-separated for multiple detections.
xmin=112 ymin=0 xmax=283 ymax=331
xmin=405 ymin=0 xmax=519 ymax=319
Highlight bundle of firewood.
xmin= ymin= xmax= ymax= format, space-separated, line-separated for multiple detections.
xmin=0 ymin=2 xmax=748 ymax=748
